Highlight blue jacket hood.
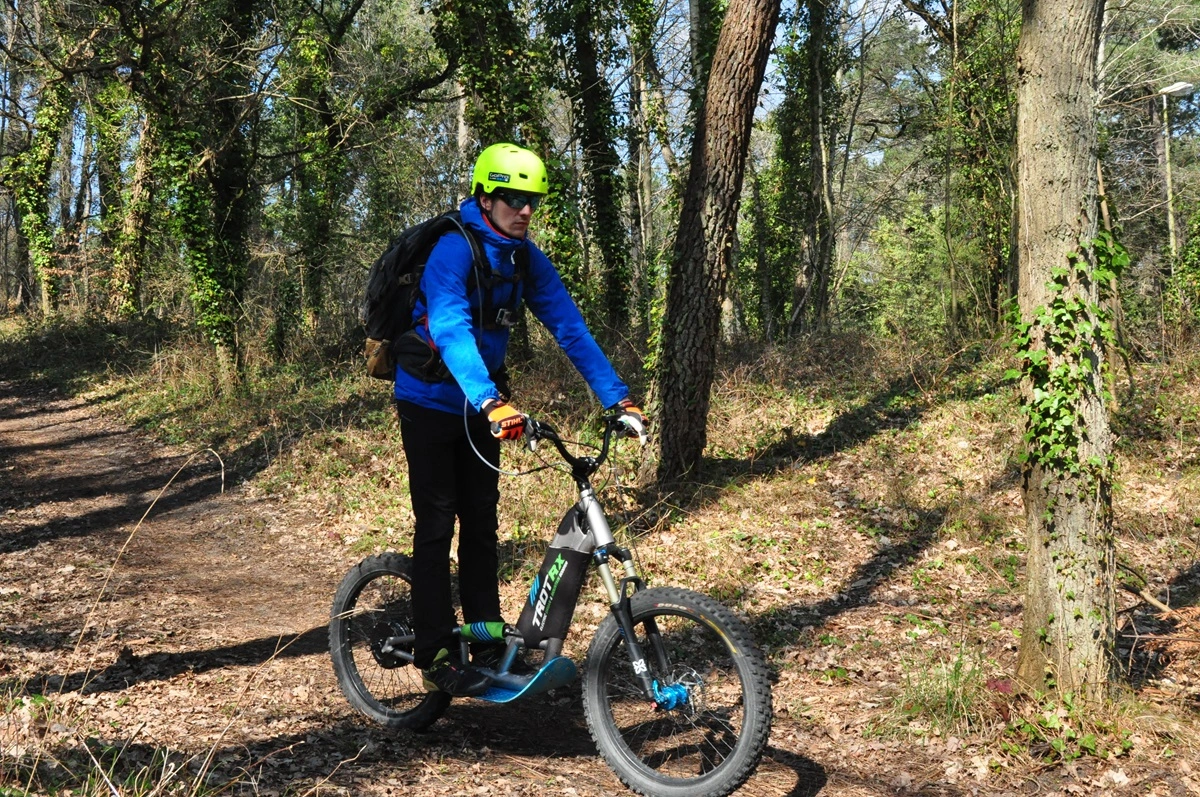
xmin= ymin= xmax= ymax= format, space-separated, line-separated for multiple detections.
xmin=460 ymin=196 xmax=523 ymax=258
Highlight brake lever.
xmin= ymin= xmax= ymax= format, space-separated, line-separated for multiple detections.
xmin=616 ymin=414 xmax=649 ymax=446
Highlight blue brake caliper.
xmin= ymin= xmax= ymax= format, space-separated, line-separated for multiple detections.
xmin=652 ymin=680 xmax=690 ymax=711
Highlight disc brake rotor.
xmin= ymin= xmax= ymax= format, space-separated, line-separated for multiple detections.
xmin=368 ymin=621 xmax=412 ymax=669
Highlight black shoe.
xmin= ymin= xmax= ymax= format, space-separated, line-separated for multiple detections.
xmin=472 ymin=644 xmax=535 ymax=676
xmin=422 ymin=649 xmax=491 ymax=697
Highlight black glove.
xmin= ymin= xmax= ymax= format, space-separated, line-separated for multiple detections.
xmin=492 ymin=364 xmax=512 ymax=403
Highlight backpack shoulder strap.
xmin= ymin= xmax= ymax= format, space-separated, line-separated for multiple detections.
xmin=439 ymin=211 xmax=487 ymax=273
xmin=513 ymin=242 xmax=530 ymax=282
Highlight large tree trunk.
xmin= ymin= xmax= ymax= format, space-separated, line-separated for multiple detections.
xmin=1014 ymin=0 xmax=1115 ymax=700
xmin=656 ymin=0 xmax=781 ymax=483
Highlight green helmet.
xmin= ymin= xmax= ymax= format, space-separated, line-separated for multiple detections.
xmin=472 ymin=143 xmax=548 ymax=196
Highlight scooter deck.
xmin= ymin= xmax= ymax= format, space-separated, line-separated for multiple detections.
xmin=475 ymin=656 xmax=577 ymax=704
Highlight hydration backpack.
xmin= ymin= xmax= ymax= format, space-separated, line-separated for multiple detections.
xmin=361 ymin=210 xmax=526 ymax=381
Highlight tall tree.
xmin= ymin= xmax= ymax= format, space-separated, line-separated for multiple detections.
xmin=769 ymin=0 xmax=843 ymax=335
xmin=0 ymin=0 xmax=86 ymax=316
xmin=798 ymin=0 xmax=840 ymax=334
xmin=545 ymin=0 xmax=630 ymax=332
xmin=656 ymin=0 xmax=781 ymax=483
xmin=622 ymin=0 xmax=679 ymax=341
xmin=1013 ymin=0 xmax=1116 ymax=699
xmin=281 ymin=0 xmax=375 ymax=329
xmin=901 ymin=0 xmax=1021 ymax=332
xmin=1097 ymin=0 xmax=1200 ymax=349
xmin=436 ymin=0 xmax=583 ymax=298
xmin=133 ymin=0 xmax=267 ymax=384
xmin=4 ymin=79 xmax=71 ymax=316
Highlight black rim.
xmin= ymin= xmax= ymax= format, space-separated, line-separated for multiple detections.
xmin=342 ymin=570 xmax=429 ymax=715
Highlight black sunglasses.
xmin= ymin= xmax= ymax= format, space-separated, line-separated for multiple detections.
xmin=493 ymin=191 xmax=542 ymax=211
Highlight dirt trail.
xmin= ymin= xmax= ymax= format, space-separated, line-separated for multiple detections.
xmin=0 ymin=381 xmax=836 ymax=796
xmin=11 ymin=380 xmax=1190 ymax=795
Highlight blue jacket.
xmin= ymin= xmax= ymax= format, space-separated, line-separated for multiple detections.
xmin=393 ymin=197 xmax=629 ymax=415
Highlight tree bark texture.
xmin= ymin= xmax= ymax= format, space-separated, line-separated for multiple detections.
xmin=1014 ymin=0 xmax=1116 ymax=699
xmin=656 ymin=0 xmax=781 ymax=483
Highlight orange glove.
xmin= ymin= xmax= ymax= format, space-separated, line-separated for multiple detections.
xmin=485 ymin=400 xmax=526 ymax=440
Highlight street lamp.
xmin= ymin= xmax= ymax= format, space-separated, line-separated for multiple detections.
xmin=1156 ymin=81 xmax=1195 ymax=261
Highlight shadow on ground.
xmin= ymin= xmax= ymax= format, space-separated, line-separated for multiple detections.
xmin=17 ymin=710 xmax=832 ymax=797
xmin=7 ymin=626 xmax=330 ymax=696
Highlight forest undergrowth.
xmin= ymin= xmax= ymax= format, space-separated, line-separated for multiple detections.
xmin=2 ymin=317 xmax=1200 ymax=795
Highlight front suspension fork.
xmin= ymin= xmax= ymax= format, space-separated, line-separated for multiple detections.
xmin=596 ymin=546 xmax=664 ymax=702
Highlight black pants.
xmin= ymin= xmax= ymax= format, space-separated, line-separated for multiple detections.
xmin=397 ymin=400 xmax=502 ymax=669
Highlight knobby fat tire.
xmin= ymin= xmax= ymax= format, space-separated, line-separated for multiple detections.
xmin=329 ymin=552 xmax=451 ymax=730
xmin=581 ymin=587 xmax=773 ymax=797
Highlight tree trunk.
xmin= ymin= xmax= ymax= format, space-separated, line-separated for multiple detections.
xmin=8 ymin=80 xmax=71 ymax=317
xmin=108 ymin=114 xmax=154 ymax=320
xmin=1014 ymin=0 xmax=1115 ymax=700
xmin=627 ymin=62 xmax=650 ymax=341
xmin=749 ymin=165 xmax=774 ymax=341
xmin=294 ymin=0 xmax=363 ymax=329
xmin=95 ymin=86 xmax=125 ymax=257
xmin=569 ymin=5 xmax=629 ymax=333
xmin=803 ymin=0 xmax=836 ymax=332
xmin=624 ymin=0 xmax=662 ymax=341
xmin=656 ymin=0 xmax=781 ymax=483
xmin=194 ymin=0 xmax=258 ymax=380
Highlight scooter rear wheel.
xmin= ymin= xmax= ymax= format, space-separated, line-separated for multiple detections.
xmin=329 ymin=552 xmax=451 ymax=729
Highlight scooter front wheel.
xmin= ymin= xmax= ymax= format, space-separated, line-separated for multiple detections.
xmin=582 ymin=587 xmax=772 ymax=797
xmin=329 ymin=552 xmax=450 ymax=730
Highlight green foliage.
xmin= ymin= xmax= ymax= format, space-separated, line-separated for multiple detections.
xmin=939 ymin=0 xmax=1021 ymax=329
xmin=1097 ymin=0 xmax=1200 ymax=343
xmin=542 ymin=0 xmax=630 ymax=330
xmin=826 ymin=0 xmax=1021 ymax=340
xmin=94 ymin=78 xmax=148 ymax=320
xmin=1165 ymin=203 xmax=1200 ymax=343
xmin=738 ymin=151 xmax=801 ymax=341
xmin=840 ymin=195 xmax=957 ymax=343
xmin=741 ymin=0 xmax=844 ymax=338
xmin=158 ymin=129 xmax=237 ymax=353
xmin=536 ymin=162 xmax=588 ymax=318
xmin=6 ymin=80 xmax=72 ymax=311
xmin=1001 ymin=692 xmax=1133 ymax=762
xmin=893 ymin=644 xmax=993 ymax=734
xmin=1011 ymin=233 xmax=1127 ymax=476
xmin=271 ymin=2 xmax=371 ymax=325
xmin=434 ymin=0 xmax=549 ymax=145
